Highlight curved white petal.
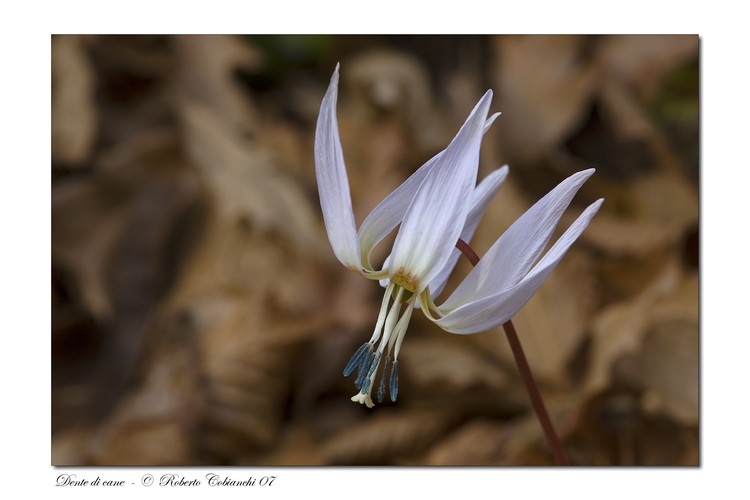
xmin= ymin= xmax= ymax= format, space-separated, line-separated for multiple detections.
xmin=427 ymin=165 xmax=509 ymax=300
xmin=358 ymin=114 xmax=501 ymax=271
xmin=314 ymin=64 xmax=362 ymax=271
xmin=387 ymin=91 xmax=493 ymax=292
xmin=439 ymin=168 xmax=595 ymax=310
xmin=434 ymin=199 xmax=603 ymax=334
xmin=484 ymin=112 xmax=501 ymax=133
xmin=358 ymin=152 xmax=440 ymax=271
xmin=378 ymin=254 xmax=391 ymax=288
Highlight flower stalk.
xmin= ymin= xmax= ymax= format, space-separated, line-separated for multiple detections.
xmin=456 ymin=238 xmax=570 ymax=466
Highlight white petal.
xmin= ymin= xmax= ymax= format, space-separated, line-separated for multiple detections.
xmin=484 ymin=112 xmax=501 ymax=133
xmin=427 ymin=165 xmax=509 ymax=300
xmin=358 ymin=114 xmax=501 ymax=271
xmin=387 ymin=91 xmax=493 ymax=292
xmin=434 ymin=199 xmax=603 ymax=334
xmin=314 ymin=64 xmax=362 ymax=271
xmin=358 ymin=152 xmax=440 ymax=271
xmin=439 ymin=168 xmax=595 ymax=310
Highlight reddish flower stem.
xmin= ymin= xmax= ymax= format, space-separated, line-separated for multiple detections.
xmin=456 ymin=238 xmax=570 ymax=466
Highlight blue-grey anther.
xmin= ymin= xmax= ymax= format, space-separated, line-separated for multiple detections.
xmin=377 ymin=355 xmax=391 ymax=403
xmin=389 ymin=360 xmax=399 ymax=402
xmin=355 ymin=348 xmax=376 ymax=389
xmin=360 ymin=351 xmax=382 ymax=393
xmin=344 ymin=342 xmax=370 ymax=377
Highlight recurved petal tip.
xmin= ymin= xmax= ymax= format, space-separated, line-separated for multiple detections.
xmin=484 ymin=112 xmax=502 ymax=133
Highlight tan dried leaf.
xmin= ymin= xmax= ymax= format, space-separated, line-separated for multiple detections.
xmin=173 ymin=35 xmax=262 ymax=136
xmin=622 ymin=273 xmax=699 ymax=424
xmin=585 ymin=258 xmax=698 ymax=427
xmin=186 ymin=289 xmax=335 ymax=459
xmin=491 ymin=35 xmax=597 ymax=160
xmin=52 ymin=428 xmax=96 ymax=465
xmin=64 ymin=331 xmax=201 ymax=465
xmin=321 ymin=409 xmax=455 ymax=465
xmin=52 ymin=35 xmax=98 ymax=165
xmin=596 ymin=35 xmax=698 ymax=99
xmin=249 ymin=424 xmax=325 ymax=466
xmin=423 ymin=419 xmax=508 ymax=465
xmin=465 ymin=246 xmax=597 ymax=385
xmin=51 ymin=180 xmax=131 ymax=321
xmin=579 ymin=214 xmax=680 ymax=258
xmin=432 ymin=388 xmax=580 ymax=466
xmin=345 ymin=49 xmax=440 ymax=150
xmin=628 ymin=171 xmax=698 ymax=227
xmin=400 ymin=334 xmax=508 ymax=393
xmin=585 ymin=259 xmax=682 ymax=395
xmin=179 ymin=100 xmax=324 ymax=253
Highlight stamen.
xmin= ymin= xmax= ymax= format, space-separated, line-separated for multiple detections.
xmin=377 ymin=286 xmax=404 ymax=354
xmin=417 ymin=289 xmax=443 ymax=320
xmin=355 ymin=348 xmax=376 ymax=389
xmin=348 ymin=285 xmax=407 ymax=405
xmin=343 ymin=342 xmax=371 ymax=377
xmin=388 ymin=296 xmax=415 ymax=354
xmin=368 ymin=282 xmax=395 ymax=344
xmin=377 ymin=355 xmax=391 ymax=403
xmin=360 ymin=351 xmax=382 ymax=393
xmin=389 ymin=360 xmax=399 ymax=402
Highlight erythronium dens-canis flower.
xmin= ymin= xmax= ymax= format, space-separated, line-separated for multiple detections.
xmin=315 ymin=64 xmax=603 ymax=408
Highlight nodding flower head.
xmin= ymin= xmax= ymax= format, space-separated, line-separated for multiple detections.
xmin=315 ymin=64 xmax=603 ymax=408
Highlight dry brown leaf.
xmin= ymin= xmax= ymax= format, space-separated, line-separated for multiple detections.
xmin=52 ymin=35 xmax=98 ymax=166
xmin=425 ymin=391 xmax=579 ymax=466
xmin=502 ymin=249 xmax=597 ymax=384
xmin=173 ymin=35 xmax=262 ymax=137
xmin=345 ymin=49 xmax=442 ymax=151
xmin=629 ymin=319 xmax=699 ymax=424
xmin=400 ymin=334 xmax=509 ymax=393
xmin=54 ymin=325 xmax=202 ymax=465
xmin=596 ymin=82 xmax=693 ymax=179
xmin=194 ymin=296 xmax=293 ymax=451
xmin=585 ymin=258 xmax=683 ymax=396
xmin=491 ymin=35 xmax=597 ymax=161
xmin=596 ymin=35 xmax=698 ymax=99
xmin=579 ymin=214 xmax=680 ymax=258
xmin=633 ymin=416 xmax=698 ymax=466
xmin=464 ymin=246 xmax=597 ymax=386
xmin=423 ymin=419 xmax=510 ymax=465
xmin=249 ymin=424 xmax=325 ymax=466
xmin=179 ymin=288 xmax=333 ymax=460
xmin=618 ymin=273 xmax=699 ymax=424
xmin=584 ymin=259 xmax=699 ymax=427
xmin=53 ymin=126 xmax=202 ymax=322
xmin=627 ymin=171 xmax=698 ymax=227
xmin=566 ymin=391 xmax=697 ymax=466
xmin=52 ymin=428 xmax=96 ymax=466
xmin=52 ymin=180 xmax=132 ymax=321
xmin=170 ymin=213 xmax=329 ymax=317
xmin=179 ymin=100 xmax=324 ymax=253
xmin=321 ymin=409 xmax=456 ymax=465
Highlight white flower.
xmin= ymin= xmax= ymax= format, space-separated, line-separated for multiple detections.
xmin=315 ymin=65 xmax=603 ymax=408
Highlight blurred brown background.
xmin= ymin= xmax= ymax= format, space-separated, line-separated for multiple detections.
xmin=51 ymin=35 xmax=699 ymax=466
